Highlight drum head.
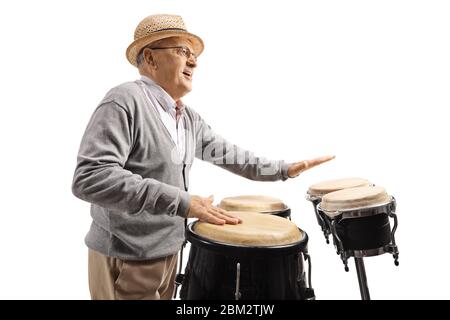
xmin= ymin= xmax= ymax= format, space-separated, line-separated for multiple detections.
xmin=307 ymin=178 xmax=372 ymax=197
xmin=219 ymin=195 xmax=287 ymax=213
xmin=193 ymin=211 xmax=302 ymax=246
xmin=320 ymin=186 xmax=391 ymax=216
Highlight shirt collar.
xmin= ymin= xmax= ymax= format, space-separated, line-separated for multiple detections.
xmin=140 ymin=75 xmax=182 ymax=113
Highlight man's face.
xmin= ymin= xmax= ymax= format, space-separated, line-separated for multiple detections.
xmin=143 ymin=37 xmax=197 ymax=101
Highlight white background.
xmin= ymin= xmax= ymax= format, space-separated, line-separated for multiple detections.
xmin=0 ymin=0 xmax=449 ymax=300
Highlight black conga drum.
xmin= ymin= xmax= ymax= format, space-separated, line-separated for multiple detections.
xmin=319 ymin=186 xmax=399 ymax=300
xmin=219 ymin=195 xmax=291 ymax=219
xmin=306 ymin=178 xmax=372 ymax=243
xmin=180 ymin=211 xmax=314 ymax=300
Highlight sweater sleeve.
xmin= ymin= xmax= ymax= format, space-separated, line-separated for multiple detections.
xmin=193 ymin=112 xmax=290 ymax=181
xmin=72 ymin=101 xmax=190 ymax=217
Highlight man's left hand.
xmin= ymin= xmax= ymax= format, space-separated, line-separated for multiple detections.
xmin=287 ymin=155 xmax=335 ymax=178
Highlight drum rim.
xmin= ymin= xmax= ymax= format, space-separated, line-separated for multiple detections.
xmin=318 ymin=197 xmax=394 ymax=219
xmin=258 ymin=207 xmax=291 ymax=217
xmin=305 ymin=193 xmax=321 ymax=202
xmin=185 ymin=221 xmax=308 ymax=256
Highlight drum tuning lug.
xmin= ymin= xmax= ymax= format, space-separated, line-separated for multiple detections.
xmin=393 ymin=254 xmax=399 ymax=266
xmin=175 ymin=273 xmax=185 ymax=286
xmin=390 ymin=196 xmax=397 ymax=214
xmin=235 ymin=262 xmax=241 ymax=300
xmin=325 ymin=231 xmax=330 ymax=244
xmin=387 ymin=244 xmax=399 ymax=266
xmin=342 ymin=256 xmax=349 ymax=272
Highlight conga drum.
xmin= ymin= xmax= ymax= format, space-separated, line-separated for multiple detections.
xmin=180 ymin=211 xmax=314 ymax=300
xmin=319 ymin=186 xmax=399 ymax=300
xmin=306 ymin=178 xmax=372 ymax=243
xmin=219 ymin=195 xmax=291 ymax=219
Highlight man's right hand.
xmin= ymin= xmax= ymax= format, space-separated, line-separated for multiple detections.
xmin=187 ymin=195 xmax=242 ymax=225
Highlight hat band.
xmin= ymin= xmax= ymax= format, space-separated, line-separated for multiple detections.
xmin=143 ymin=27 xmax=188 ymax=37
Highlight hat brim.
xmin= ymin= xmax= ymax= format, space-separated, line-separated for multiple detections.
xmin=126 ymin=30 xmax=204 ymax=67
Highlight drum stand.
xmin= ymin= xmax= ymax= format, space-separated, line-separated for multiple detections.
xmin=173 ymin=240 xmax=187 ymax=299
xmin=354 ymin=257 xmax=370 ymax=300
xmin=329 ymin=200 xmax=399 ymax=300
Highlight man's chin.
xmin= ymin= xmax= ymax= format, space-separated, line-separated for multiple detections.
xmin=181 ymin=84 xmax=193 ymax=94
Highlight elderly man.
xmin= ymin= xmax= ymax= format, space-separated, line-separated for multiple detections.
xmin=72 ymin=14 xmax=334 ymax=300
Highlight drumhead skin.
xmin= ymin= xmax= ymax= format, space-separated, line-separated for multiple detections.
xmin=320 ymin=186 xmax=391 ymax=216
xmin=219 ymin=195 xmax=287 ymax=213
xmin=193 ymin=211 xmax=302 ymax=246
xmin=307 ymin=178 xmax=372 ymax=197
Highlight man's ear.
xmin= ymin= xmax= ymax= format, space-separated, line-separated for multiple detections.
xmin=144 ymin=48 xmax=157 ymax=69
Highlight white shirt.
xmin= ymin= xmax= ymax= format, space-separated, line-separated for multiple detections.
xmin=139 ymin=76 xmax=186 ymax=162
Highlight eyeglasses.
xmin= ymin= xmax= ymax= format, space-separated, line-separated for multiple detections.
xmin=148 ymin=46 xmax=197 ymax=61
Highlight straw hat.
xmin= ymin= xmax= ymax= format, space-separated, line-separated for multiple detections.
xmin=126 ymin=14 xmax=204 ymax=67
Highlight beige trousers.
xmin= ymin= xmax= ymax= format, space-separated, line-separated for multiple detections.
xmin=88 ymin=249 xmax=178 ymax=300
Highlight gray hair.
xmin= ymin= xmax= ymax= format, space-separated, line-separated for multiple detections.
xmin=136 ymin=46 xmax=149 ymax=67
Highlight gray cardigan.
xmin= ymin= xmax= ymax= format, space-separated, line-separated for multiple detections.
xmin=72 ymin=80 xmax=289 ymax=260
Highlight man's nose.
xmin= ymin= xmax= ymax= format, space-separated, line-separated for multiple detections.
xmin=187 ymin=56 xmax=197 ymax=68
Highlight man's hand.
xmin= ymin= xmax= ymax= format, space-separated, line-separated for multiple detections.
xmin=287 ymin=155 xmax=336 ymax=178
xmin=187 ymin=195 xmax=243 ymax=225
